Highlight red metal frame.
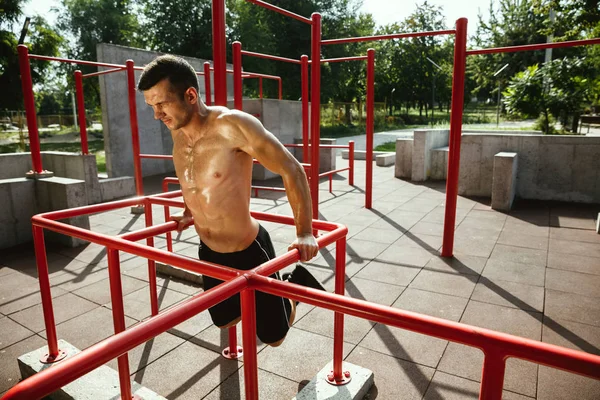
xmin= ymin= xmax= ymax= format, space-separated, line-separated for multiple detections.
xmin=74 ymin=71 xmax=89 ymax=154
xmin=212 ymin=0 xmax=227 ymax=106
xmin=365 ymin=49 xmax=375 ymax=209
xmin=321 ymin=29 xmax=456 ymax=45
xmin=301 ymin=55 xmax=309 ymax=162
xmin=245 ymin=0 xmax=312 ymax=24
xmin=310 ymin=13 xmax=322 ymax=230
xmin=203 ymin=62 xmax=212 ymax=105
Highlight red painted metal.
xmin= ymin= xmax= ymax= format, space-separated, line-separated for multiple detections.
xmin=212 ymin=0 xmax=227 ymax=106
xmin=107 ymin=248 xmax=133 ymax=399
xmin=74 ymin=70 xmax=89 ymax=155
xmin=222 ymin=326 xmax=243 ymax=359
xmin=203 ymin=62 xmax=212 ymax=105
xmin=143 ymin=199 xmax=159 ymax=316
xmin=278 ymin=77 xmax=282 ymax=100
xmin=331 ymin=236 xmax=348 ymax=384
xmin=241 ymin=289 xmax=259 ymax=399
xmin=311 ymin=13 xmax=322 ymax=227
xmin=241 ymin=49 xmax=301 ymax=64
xmin=233 ymin=41 xmax=243 ymax=111
xmin=245 ymin=0 xmax=312 ymax=24
xmin=139 ymin=154 xmax=173 ymax=160
xmin=441 ymin=18 xmax=468 ymax=258
xmin=467 ymin=37 xmax=600 ymax=56
xmin=27 ymin=53 xmax=126 ymax=69
xmin=17 ymin=45 xmax=43 ymax=174
xmin=162 ymin=177 xmax=180 ymax=253
xmin=259 ymin=77 xmax=263 ymax=99
xmin=284 ymin=144 xmax=352 ymax=149
xmin=81 ymin=67 xmax=124 ymax=78
xmin=126 ymin=60 xmax=144 ymax=198
xmin=313 ymin=56 xmax=368 ymax=63
xmin=365 ymin=49 xmax=375 ymax=209
xmin=349 ymin=141 xmax=355 ymax=186
xmin=480 ymin=348 xmax=507 ymax=400
xmin=321 ymin=29 xmax=456 ymax=45
xmin=301 ymin=55 xmax=309 ymax=163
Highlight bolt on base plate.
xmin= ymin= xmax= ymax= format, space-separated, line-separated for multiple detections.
xmin=325 ymin=370 xmax=352 ymax=386
xmin=40 ymin=349 xmax=68 ymax=364
xmin=222 ymin=346 xmax=243 ymax=360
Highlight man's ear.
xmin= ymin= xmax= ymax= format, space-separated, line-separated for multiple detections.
xmin=185 ymin=87 xmax=198 ymax=104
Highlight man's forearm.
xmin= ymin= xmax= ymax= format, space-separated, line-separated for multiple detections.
xmin=283 ymin=164 xmax=313 ymax=237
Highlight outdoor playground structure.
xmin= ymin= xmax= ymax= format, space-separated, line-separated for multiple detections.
xmin=4 ymin=0 xmax=600 ymax=399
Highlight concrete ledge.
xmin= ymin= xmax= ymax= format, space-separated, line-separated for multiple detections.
xmin=0 ymin=153 xmax=32 ymax=179
xmin=412 ymin=129 xmax=449 ymax=182
xmin=100 ymin=176 xmax=136 ymax=202
xmin=0 ymin=178 xmax=36 ymax=249
xmin=375 ymin=153 xmax=395 ymax=167
xmin=18 ymin=339 xmax=166 ymax=399
xmin=492 ymin=152 xmax=518 ymax=211
xmin=430 ymin=146 xmax=449 ymax=180
xmin=395 ymin=138 xmax=413 ymax=179
xmin=342 ymin=150 xmax=391 ymax=161
xmin=156 ymin=262 xmax=203 ymax=285
xmin=293 ymin=361 xmax=374 ymax=400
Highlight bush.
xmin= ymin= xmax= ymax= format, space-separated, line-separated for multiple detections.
xmin=533 ymin=114 xmax=557 ymax=134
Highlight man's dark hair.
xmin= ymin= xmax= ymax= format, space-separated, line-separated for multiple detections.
xmin=137 ymin=55 xmax=199 ymax=97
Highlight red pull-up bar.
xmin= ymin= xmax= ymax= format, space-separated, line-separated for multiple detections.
xmin=321 ymin=29 xmax=456 ymax=45
xmin=245 ymin=0 xmax=312 ymax=24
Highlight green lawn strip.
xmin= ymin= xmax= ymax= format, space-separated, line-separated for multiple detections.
xmin=374 ymin=142 xmax=396 ymax=152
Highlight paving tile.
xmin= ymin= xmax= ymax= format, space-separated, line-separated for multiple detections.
xmin=9 ymin=292 xmax=99 ymax=334
xmin=502 ymin=220 xmax=549 ymax=238
xmin=202 ymin=368 xmax=301 ymax=400
xmin=409 ymin=221 xmax=445 ymax=236
xmin=550 ymin=227 xmax=600 ymax=244
xmin=455 ymin=225 xmax=502 ymax=242
xmin=346 ymin=346 xmax=435 ymax=400
xmin=392 ymin=232 xmax=442 ymax=252
xmin=459 ymin=216 xmax=505 ymax=233
xmin=72 ymin=275 xmax=148 ymax=305
xmin=396 ymin=198 xmax=441 ymax=213
xmin=306 ymin=249 xmax=369 ymax=279
xmin=420 ymin=208 xmax=467 ymax=226
xmin=470 ymin=279 xmax=544 ymax=313
xmin=294 ymin=307 xmax=375 ymax=345
xmin=542 ymin=316 xmax=600 ymax=356
xmin=106 ymin=286 xmax=189 ymax=321
xmin=489 ymin=244 xmax=547 ymax=267
xmin=346 ymin=238 xmax=390 ymax=260
xmin=423 ymin=254 xmax=487 ymax=276
xmin=0 ymin=281 xmax=68 ymax=316
xmin=409 ymin=269 xmax=477 ymax=299
xmin=52 ymin=267 xmax=110 ymax=292
xmin=193 ymin=321 xmax=268 ymax=355
xmin=467 ymin=209 xmax=508 ymax=221
xmin=0 ymin=316 xmax=35 ymax=350
xmin=167 ymin=308 xmax=214 ymax=340
xmin=544 ymin=289 xmax=600 ymax=327
xmin=359 ymin=323 xmax=448 ymax=368
xmin=135 ymin=340 xmax=240 ymax=400
xmin=392 ymin=288 xmax=468 ymax=322
xmin=545 ymin=268 xmax=600 ymax=298
xmin=547 ymin=252 xmax=600 ymax=275
xmin=496 ymin=230 xmax=549 ymax=250
xmin=481 ymin=259 xmax=546 ymax=287
xmin=257 ymin=328 xmax=353 ymax=381
xmin=0 ymin=334 xmax=46 ymax=394
xmin=537 ymin=366 xmax=600 ymax=400
xmin=452 ymin=238 xmax=497 ymax=258
xmin=371 ymin=210 xmax=425 ymax=231
xmin=355 ymin=260 xmax=421 ymax=287
xmin=550 ymin=215 xmax=597 ymax=230
xmin=351 ymin=226 xmax=404 ymax=244
xmin=156 ymin=276 xmax=203 ymax=296
xmin=114 ymin=331 xmax=187 ymax=375
xmin=548 ymin=238 xmax=600 ymax=258
xmin=376 ymin=245 xmax=436 ymax=267
xmin=423 ymin=371 xmax=533 ymax=400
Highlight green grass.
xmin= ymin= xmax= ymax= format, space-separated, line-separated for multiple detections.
xmin=374 ymin=142 xmax=396 ymax=152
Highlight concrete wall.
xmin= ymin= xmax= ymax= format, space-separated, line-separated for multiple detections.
xmin=0 ymin=153 xmax=33 ymax=179
xmin=0 ymin=178 xmax=36 ymax=248
xmin=411 ymin=129 xmax=449 ymax=181
xmin=97 ymin=43 xmax=234 ymax=178
xmin=41 ymin=152 xmax=101 ymax=204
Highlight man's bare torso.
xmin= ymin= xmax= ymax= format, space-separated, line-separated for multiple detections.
xmin=172 ymin=107 xmax=258 ymax=253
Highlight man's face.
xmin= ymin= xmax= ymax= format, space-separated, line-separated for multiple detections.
xmin=143 ymin=79 xmax=193 ymax=131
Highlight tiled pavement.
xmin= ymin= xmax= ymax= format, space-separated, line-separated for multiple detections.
xmin=1 ymin=156 xmax=599 ymax=399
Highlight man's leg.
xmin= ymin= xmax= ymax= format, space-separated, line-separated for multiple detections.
xmin=264 ymin=299 xmax=296 ymax=347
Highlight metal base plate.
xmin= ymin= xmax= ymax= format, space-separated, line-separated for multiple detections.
xmin=222 ymin=346 xmax=243 ymax=359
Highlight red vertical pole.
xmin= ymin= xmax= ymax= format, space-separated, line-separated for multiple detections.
xmin=107 ymin=248 xmax=133 ymax=400
xmin=332 ymin=237 xmax=346 ymax=382
xmin=241 ymin=289 xmax=259 ymax=400
xmin=212 ymin=0 xmax=227 ymax=106
xmin=74 ymin=71 xmax=89 ymax=155
xmin=301 ymin=55 xmax=310 ymax=163
xmin=442 ymin=18 xmax=468 ymax=258
xmin=203 ymin=62 xmax=212 ymax=106
xmin=348 ymin=141 xmax=354 ymax=186
xmin=33 ymin=226 xmax=62 ymax=361
xmin=17 ymin=45 xmax=44 ymax=174
xmin=259 ymin=77 xmax=263 ymax=99
xmin=233 ymin=41 xmax=243 ymax=111
xmin=162 ymin=180 xmax=174 ymax=252
xmin=479 ymin=349 xmax=506 ymax=400
xmin=144 ymin=200 xmax=158 ymax=316
xmin=278 ymin=77 xmax=282 ymax=100
xmin=311 ymin=13 xmax=322 ymax=227
xmin=227 ymin=326 xmax=238 ymax=358
xmin=126 ymin=60 xmax=144 ymax=198
xmin=365 ymin=49 xmax=375 ymax=209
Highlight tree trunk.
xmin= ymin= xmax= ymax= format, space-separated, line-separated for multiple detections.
xmin=344 ymin=103 xmax=352 ymax=125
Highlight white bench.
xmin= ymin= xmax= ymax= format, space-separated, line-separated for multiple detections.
xmin=376 ymin=153 xmax=395 ymax=166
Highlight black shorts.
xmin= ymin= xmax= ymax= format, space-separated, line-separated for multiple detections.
xmin=199 ymin=224 xmax=292 ymax=344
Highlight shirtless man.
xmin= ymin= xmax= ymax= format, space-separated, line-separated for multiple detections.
xmin=138 ymin=55 xmax=324 ymax=346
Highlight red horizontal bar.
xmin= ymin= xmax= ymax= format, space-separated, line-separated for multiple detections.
xmin=241 ymin=50 xmax=301 ymax=64
xmin=118 ymin=221 xmax=178 ymax=242
xmin=1 ymin=277 xmax=249 ymax=400
xmin=28 ymin=54 xmax=127 ymax=69
xmin=147 ymin=197 xmax=184 ymax=209
xmin=244 ymin=72 xmax=281 ymax=80
xmin=467 ymin=37 xmax=600 ymax=56
xmin=322 ymin=29 xmax=456 ymax=45
xmin=251 ymin=185 xmax=286 ymax=192
xmin=312 ymin=56 xmax=368 ymax=63
xmin=140 ymin=154 xmax=173 ymax=160
xmin=284 ymin=144 xmax=350 ymax=149
xmin=82 ymin=67 xmax=125 ymax=78
xmin=253 ymin=159 xmax=310 ymax=169
xmin=245 ymin=0 xmax=312 ymax=24
xmin=250 ymin=275 xmax=600 ymax=380
xmin=319 ymin=167 xmax=349 ymax=178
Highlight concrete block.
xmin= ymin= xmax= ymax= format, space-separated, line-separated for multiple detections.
xmin=491 ymin=152 xmax=518 ymax=211
xmin=0 ymin=153 xmax=34 ymax=179
xmin=42 ymin=152 xmax=102 ymax=205
xmin=375 ymin=153 xmax=395 ymax=167
xmin=394 ymin=138 xmax=413 ymax=179
xmin=293 ymin=361 xmax=374 ymax=400
xmin=411 ymin=129 xmax=449 ymax=181
xmin=100 ymin=176 xmax=136 ymax=202
xmin=156 ymin=263 xmax=203 ymax=285
xmin=430 ymin=146 xmax=448 ymax=180
xmin=18 ymin=339 xmax=166 ymax=400
xmin=341 ymin=150 xmax=392 ymax=161
xmin=0 ymin=178 xmax=36 ymax=250
xmin=320 ymin=138 xmax=337 ymax=173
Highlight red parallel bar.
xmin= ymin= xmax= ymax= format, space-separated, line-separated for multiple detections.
xmin=322 ymin=29 xmax=456 ymax=45
xmin=233 ymin=42 xmax=243 ymax=110
xmin=244 ymin=71 xmax=282 ymax=80
xmin=212 ymin=0 xmax=227 ymax=106
xmin=241 ymin=289 xmax=259 ymax=399
xmin=27 ymin=53 xmax=127 ymax=69
xmin=147 ymin=196 xmax=184 ymax=209
xmin=251 ymin=185 xmax=286 ymax=192
xmin=259 ymin=77 xmax=263 ymax=99
xmin=74 ymin=71 xmax=89 ymax=154
xmin=32 ymin=226 xmax=60 ymax=359
xmin=203 ymin=62 xmax=212 ymax=105
xmin=332 ymin=237 xmax=346 ymax=382
xmin=245 ymin=0 xmax=312 ymax=24
xmin=106 ymin=248 xmax=133 ymax=399
xmin=467 ymin=37 xmax=600 ymax=56
xmin=17 ymin=45 xmax=43 ymax=174
xmin=249 ymin=275 xmax=600 ymax=381
xmin=119 ymin=221 xmax=178 ymax=242
xmin=480 ymin=348 xmax=507 ymax=400
xmin=442 ymin=18 xmax=468 ymax=258
xmin=81 ymin=67 xmax=124 ymax=78
xmin=312 ymin=56 xmax=368 ymax=63
xmin=284 ymin=144 xmax=350 ymax=149
xmin=310 ymin=13 xmax=322 ymax=229
xmin=144 ymin=199 xmax=159 ymax=316
xmin=278 ymin=77 xmax=282 ymax=100
xmin=1 ymin=277 xmax=249 ymax=400
xmin=301 ymin=55 xmax=309 ymax=162
xmin=140 ymin=154 xmax=173 ymax=160
xmin=349 ymin=141 xmax=355 ymax=186
xmin=241 ymin=49 xmax=301 ymax=64
xmin=319 ymin=167 xmax=349 ymax=178
xmin=162 ymin=177 xmax=180 ymax=253
xmin=365 ymin=49 xmax=375 ymax=209
xmin=126 ymin=60 xmax=144 ymax=197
